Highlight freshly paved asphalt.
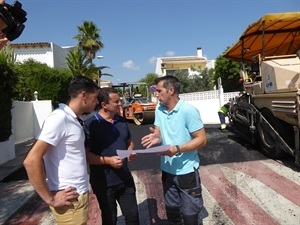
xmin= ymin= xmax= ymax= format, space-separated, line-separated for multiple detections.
xmin=1 ymin=123 xmax=299 ymax=225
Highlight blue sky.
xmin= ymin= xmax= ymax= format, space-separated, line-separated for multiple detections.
xmin=14 ymin=0 xmax=299 ymax=84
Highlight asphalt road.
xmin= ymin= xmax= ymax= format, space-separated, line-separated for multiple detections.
xmin=2 ymin=122 xmax=300 ymax=225
xmin=128 ymin=122 xmax=300 ymax=225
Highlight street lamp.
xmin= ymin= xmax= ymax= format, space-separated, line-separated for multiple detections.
xmin=34 ymin=91 xmax=38 ymax=101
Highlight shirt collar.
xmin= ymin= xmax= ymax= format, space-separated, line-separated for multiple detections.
xmin=160 ymin=99 xmax=183 ymax=113
xmin=94 ymin=113 xmax=120 ymax=124
xmin=59 ymin=103 xmax=77 ymax=119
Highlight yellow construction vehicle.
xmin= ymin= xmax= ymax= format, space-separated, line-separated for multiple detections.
xmin=224 ymin=12 xmax=300 ymax=165
xmin=112 ymin=82 xmax=157 ymax=125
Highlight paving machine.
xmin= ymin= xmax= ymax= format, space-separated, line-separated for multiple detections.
xmin=112 ymin=82 xmax=157 ymax=125
xmin=224 ymin=12 xmax=300 ymax=165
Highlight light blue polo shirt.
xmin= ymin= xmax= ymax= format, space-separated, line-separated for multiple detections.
xmin=154 ymin=99 xmax=204 ymax=175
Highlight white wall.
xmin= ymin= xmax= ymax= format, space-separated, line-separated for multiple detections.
xmin=13 ymin=42 xmax=73 ymax=69
xmin=187 ymin=99 xmax=221 ymax=124
xmin=12 ymin=101 xmax=34 ymax=144
xmin=14 ymin=45 xmax=54 ymax=67
xmin=0 ymin=133 xmax=15 ymax=165
xmin=0 ymin=100 xmax=53 ymax=165
xmin=32 ymin=100 xmax=53 ymax=137
xmin=52 ymin=43 xmax=74 ymax=68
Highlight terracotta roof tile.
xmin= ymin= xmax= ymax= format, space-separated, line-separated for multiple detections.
xmin=161 ymin=56 xmax=206 ymax=62
xmin=10 ymin=42 xmax=51 ymax=48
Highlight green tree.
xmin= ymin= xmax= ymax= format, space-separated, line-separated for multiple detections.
xmin=192 ymin=68 xmax=215 ymax=91
xmin=66 ymin=47 xmax=93 ymax=78
xmin=72 ymin=21 xmax=112 ymax=83
xmin=0 ymin=43 xmax=16 ymax=64
xmin=0 ymin=45 xmax=18 ymax=141
xmin=15 ymin=59 xmax=73 ymax=107
xmin=173 ymin=70 xmax=193 ymax=93
xmin=214 ymin=48 xmax=242 ymax=92
xmin=73 ymin=21 xmax=104 ymax=60
xmin=138 ymin=73 xmax=158 ymax=98
xmin=139 ymin=73 xmax=158 ymax=87
xmin=98 ymin=65 xmax=113 ymax=80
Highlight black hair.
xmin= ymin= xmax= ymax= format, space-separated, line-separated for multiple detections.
xmin=97 ymin=87 xmax=118 ymax=109
xmin=68 ymin=76 xmax=99 ymax=98
xmin=154 ymin=75 xmax=180 ymax=94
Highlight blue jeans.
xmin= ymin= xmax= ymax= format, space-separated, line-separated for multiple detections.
xmin=91 ymin=178 xmax=139 ymax=225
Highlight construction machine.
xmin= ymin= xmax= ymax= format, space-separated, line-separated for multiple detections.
xmin=224 ymin=12 xmax=300 ymax=165
xmin=112 ymin=82 xmax=157 ymax=125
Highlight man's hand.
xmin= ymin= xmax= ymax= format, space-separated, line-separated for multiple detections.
xmin=158 ymin=145 xmax=177 ymax=157
xmin=50 ymin=186 xmax=79 ymax=208
xmin=0 ymin=31 xmax=8 ymax=49
xmin=141 ymin=127 xmax=161 ymax=148
xmin=128 ymin=152 xmax=137 ymax=161
xmin=0 ymin=37 xmax=8 ymax=49
xmin=107 ymin=156 xmax=123 ymax=169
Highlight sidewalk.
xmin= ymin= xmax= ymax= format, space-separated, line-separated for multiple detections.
xmin=0 ymin=141 xmax=150 ymax=225
xmin=0 ymin=139 xmax=34 ymax=181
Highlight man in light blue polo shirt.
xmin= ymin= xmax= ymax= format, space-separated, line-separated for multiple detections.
xmin=142 ymin=75 xmax=207 ymax=225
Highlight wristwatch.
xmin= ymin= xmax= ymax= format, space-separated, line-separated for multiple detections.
xmin=175 ymin=145 xmax=182 ymax=156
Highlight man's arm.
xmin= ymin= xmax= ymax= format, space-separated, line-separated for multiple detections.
xmin=23 ymin=140 xmax=79 ymax=207
xmin=159 ymin=128 xmax=207 ymax=157
xmin=23 ymin=140 xmax=54 ymax=204
xmin=85 ymin=147 xmax=123 ymax=169
xmin=178 ymin=128 xmax=207 ymax=153
xmin=127 ymin=139 xmax=134 ymax=150
xmin=127 ymin=139 xmax=137 ymax=161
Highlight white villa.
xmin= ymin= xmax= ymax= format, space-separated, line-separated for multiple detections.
xmin=11 ymin=42 xmax=74 ymax=68
xmin=155 ymin=47 xmax=215 ymax=77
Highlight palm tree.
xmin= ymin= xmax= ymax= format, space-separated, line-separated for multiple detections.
xmin=72 ymin=20 xmax=113 ymax=84
xmin=66 ymin=47 xmax=93 ymax=77
xmin=89 ymin=64 xmax=113 ymax=83
xmin=73 ymin=21 xmax=104 ymax=60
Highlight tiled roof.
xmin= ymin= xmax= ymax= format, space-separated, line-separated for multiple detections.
xmin=10 ymin=42 xmax=51 ymax=48
xmin=161 ymin=56 xmax=206 ymax=62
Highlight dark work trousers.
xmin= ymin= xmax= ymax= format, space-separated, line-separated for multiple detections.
xmin=162 ymin=168 xmax=203 ymax=225
xmin=90 ymin=178 xmax=140 ymax=225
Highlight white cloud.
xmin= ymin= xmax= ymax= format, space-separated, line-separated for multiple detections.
xmin=148 ymin=56 xmax=157 ymax=64
xmin=148 ymin=51 xmax=176 ymax=65
xmin=166 ymin=51 xmax=175 ymax=56
xmin=122 ymin=60 xmax=139 ymax=70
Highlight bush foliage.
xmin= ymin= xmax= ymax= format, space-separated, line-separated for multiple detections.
xmin=14 ymin=59 xmax=73 ymax=108
xmin=0 ymin=54 xmax=18 ymax=142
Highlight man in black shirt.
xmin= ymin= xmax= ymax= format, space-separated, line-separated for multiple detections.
xmin=84 ymin=87 xmax=139 ymax=225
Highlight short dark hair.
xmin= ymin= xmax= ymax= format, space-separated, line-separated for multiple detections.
xmin=68 ymin=76 xmax=99 ymax=98
xmin=97 ymin=87 xmax=119 ymax=109
xmin=155 ymin=75 xmax=180 ymax=94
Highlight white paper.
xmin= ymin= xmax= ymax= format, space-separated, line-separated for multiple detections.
xmin=117 ymin=145 xmax=170 ymax=159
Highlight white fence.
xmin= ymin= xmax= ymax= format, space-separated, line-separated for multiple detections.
xmin=179 ymin=90 xmax=239 ymax=124
xmin=0 ymin=90 xmax=240 ymax=165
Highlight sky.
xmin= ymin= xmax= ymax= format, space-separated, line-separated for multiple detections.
xmin=13 ymin=0 xmax=300 ymax=84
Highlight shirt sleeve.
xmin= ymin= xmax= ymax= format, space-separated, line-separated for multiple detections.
xmin=38 ymin=112 xmax=66 ymax=146
xmin=185 ymin=104 xmax=204 ymax=133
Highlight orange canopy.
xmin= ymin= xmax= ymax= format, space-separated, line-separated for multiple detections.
xmin=224 ymin=12 xmax=300 ymax=63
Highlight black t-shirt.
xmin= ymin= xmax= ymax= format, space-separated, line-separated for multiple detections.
xmin=84 ymin=113 xmax=133 ymax=187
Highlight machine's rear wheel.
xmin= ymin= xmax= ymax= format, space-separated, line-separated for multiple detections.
xmin=133 ymin=112 xmax=155 ymax=125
